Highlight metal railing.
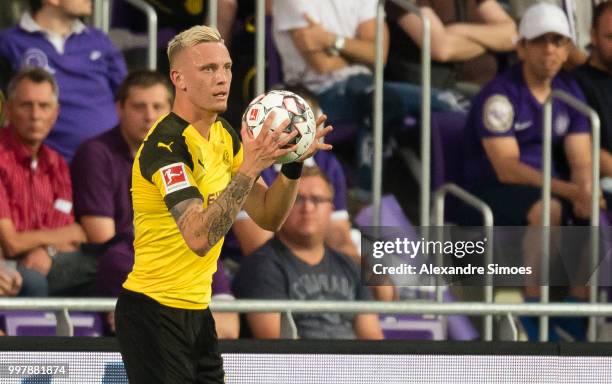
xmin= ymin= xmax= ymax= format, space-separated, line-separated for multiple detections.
xmin=433 ymin=183 xmax=495 ymax=340
xmin=93 ymin=0 xmax=158 ymax=70
xmin=1 ymin=298 xmax=612 ymax=337
xmin=542 ymin=90 xmax=601 ymax=342
xmin=207 ymin=0 xmax=218 ymax=30
xmin=374 ymin=0 xmax=431 ymax=227
xmin=93 ymin=0 xmax=110 ymax=33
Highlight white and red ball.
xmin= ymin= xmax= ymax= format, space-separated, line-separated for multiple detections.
xmin=242 ymin=90 xmax=316 ymax=164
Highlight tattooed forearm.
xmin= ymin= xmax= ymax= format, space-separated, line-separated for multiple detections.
xmin=170 ymin=173 xmax=255 ymax=256
xmin=206 ymin=173 xmax=253 ymax=249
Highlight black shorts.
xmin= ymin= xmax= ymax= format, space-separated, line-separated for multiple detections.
xmin=460 ymin=182 xmax=542 ymax=225
xmin=115 ymin=289 xmax=224 ymax=384
xmin=462 ymin=182 xmax=588 ymax=226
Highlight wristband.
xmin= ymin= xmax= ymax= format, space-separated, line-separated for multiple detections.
xmin=280 ymin=162 xmax=303 ymax=180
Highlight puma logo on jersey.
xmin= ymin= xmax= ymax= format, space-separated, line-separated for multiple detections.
xmin=157 ymin=141 xmax=174 ymax=152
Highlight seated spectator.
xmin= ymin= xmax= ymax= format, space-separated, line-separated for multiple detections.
xmin=573 ymin=1 xmax=612 ymax=181
xmin=0 ymin=0 xmax=127 ymax=162
xmin=462 ymin=3 xmax=595 ymax=226
xmin=272 ymin=0 xmax=461 ymax=192
xmin=508 ymin=0 xmax=593 ymax=68
xmin=71 ymin=70 xmax=238 ymax=338
xmin=228 ymin=85 xmax=395 ymax=301
xmin=461 ymin=3 xmax=597 ymax=340
xmin=386 ymin=0 xmax=517 ymax=90
xmin=0 ymin=68 xmax=93 ymax=297
xmin=233 ymin=167 xmax=383 ymax=340
xmin=231 ymin=85 xmax=358 ymax=260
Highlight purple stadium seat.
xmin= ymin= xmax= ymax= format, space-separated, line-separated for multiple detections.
xmin=379 ymin=314 xmax=446 ymax=340
xmin=431 ymin=111 xmax=468 ymax=190
xmin=355 ymin=195 xmax=479 ymax=340
xmin=355 ymin=194 xmax=416 ymax=230
xmin=0 ymin=311 xmax=103 ymax=336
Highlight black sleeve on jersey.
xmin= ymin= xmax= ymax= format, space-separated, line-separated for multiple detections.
xmin=139 ymin=113 xmax=203 ymax=209
xmin=217 ymin=117 xmax=241 ymax=156
xmin=163 ymin=186 xmax=202 ymax=210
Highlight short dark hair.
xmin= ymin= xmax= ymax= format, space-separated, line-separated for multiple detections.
xmin=116 ymin=70 xmax=174 ymax=106
xmin=593 ymin=1 xmax=612 ymax=30
xmin=6 ymin=67 xmax=59 ymax=101
xmin=302 ymin=166 xmax=335 ymax=198
xmin=29 ymin=0 xmax=43 ymax=15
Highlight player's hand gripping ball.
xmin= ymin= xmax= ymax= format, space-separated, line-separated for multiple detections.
xmin=242 ymin=90 xmax=316 ymax=164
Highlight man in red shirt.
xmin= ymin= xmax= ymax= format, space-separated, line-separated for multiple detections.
xmin=0 ymin=67 xmax=93 ymax=296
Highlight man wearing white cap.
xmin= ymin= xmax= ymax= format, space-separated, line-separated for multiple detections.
xmin=461 ymin=3 xmax=597 ymax=340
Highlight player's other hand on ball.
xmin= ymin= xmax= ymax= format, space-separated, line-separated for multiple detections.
xmin=295 ymin=114 xmax=333 ymax=162
xmin=240 ymin=112 xmax=299 ymax=178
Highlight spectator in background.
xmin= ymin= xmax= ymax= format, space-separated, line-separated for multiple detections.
xmin=461 ymin=3 xmax=597 ymax=340
xmin=462 ymin=3 xmax=594 ymax=226
xmin=508 ymin=0 xmax=599 ymax=68
xmin=231 ymin=85 xmax=358 ymax=260
xmin=386 ymin=0 xmax=517 ymax=91
xmin=0 ymin=68 xmax=93 ymax=297
xmin=573 ymin=1 xmax=612 ymax=180
xmin=233 ymin=167 xmax=383 ymax=340
xmin=272 ymin=0 xmax=460 ymax=192
xmin=227 ymin=84 xmax=396 ymax=301
xmin=0 ymin=0 xmax=127 ymax=162
xmin=71 ymin=70 xmax=238 ymax=338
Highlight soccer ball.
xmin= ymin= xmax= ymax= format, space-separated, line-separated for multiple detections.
xmin=242 ymin=90 xmax=317 ymax=164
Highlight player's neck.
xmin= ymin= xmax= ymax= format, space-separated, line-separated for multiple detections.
xmin=172 ymin=102 xmax=216 ymax=139
xmin=33 ymin=8 xmax=77 ymax=37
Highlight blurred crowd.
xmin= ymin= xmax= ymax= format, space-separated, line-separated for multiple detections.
xmin=0 ymin=0 xmax=610 ymax=342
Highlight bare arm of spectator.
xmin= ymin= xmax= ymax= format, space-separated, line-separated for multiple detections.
xmin=444 ymin=0 xmax=517 ymax=52
xmin=210 ymin=261 xmax=239 ymax=339
xmin=482 ymin=136 xmax=596 ymax=219
xmin=246 ymin=313 xmax=281 ymax=338
xmin=397 ymin=7 xmax=487 ymax=62
xmin=80 ymin=216 xmax=115 ymax=244
xmin=0 ymin=219 xmax=85 ymax=258
xmin=565 ymin=133 xmax=601 ymax=217
xmin=232 ymin=217 xmax=273 ymax=256
xmin=340 ymin=16 xmax=389 ymax=67
xmin=601 ymin=149 xmax=612 ymax=178
xmin=325 ymin=219 xmax=359 ymax=261
xmin=212 ymin=311 xmax=240 ymax=339
xmin=0 ymin=264 xmax=21 ymax=296
xmin=353 ymin=313 xmax=384 ymax=340
xmin=216 ymin=0 xmax=238 ymax=44
xmin=290 ymin=14 xmax=389 ymax=74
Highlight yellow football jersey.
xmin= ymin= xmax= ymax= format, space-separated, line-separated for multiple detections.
xmin=124 ymin=112 xmax=243 ymax=309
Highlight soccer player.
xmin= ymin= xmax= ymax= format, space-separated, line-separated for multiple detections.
xmin=114 ymin=25 xmax=331 ymax=383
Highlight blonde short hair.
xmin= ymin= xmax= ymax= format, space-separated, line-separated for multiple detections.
xmin=167 ymin=25 xmax=224 ymax=67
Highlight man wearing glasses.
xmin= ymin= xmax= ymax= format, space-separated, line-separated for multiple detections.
xmin=461 ymin=3 xmax=596 ymax=341
xmin=232 ymin=166 xmax=383 ymax=340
